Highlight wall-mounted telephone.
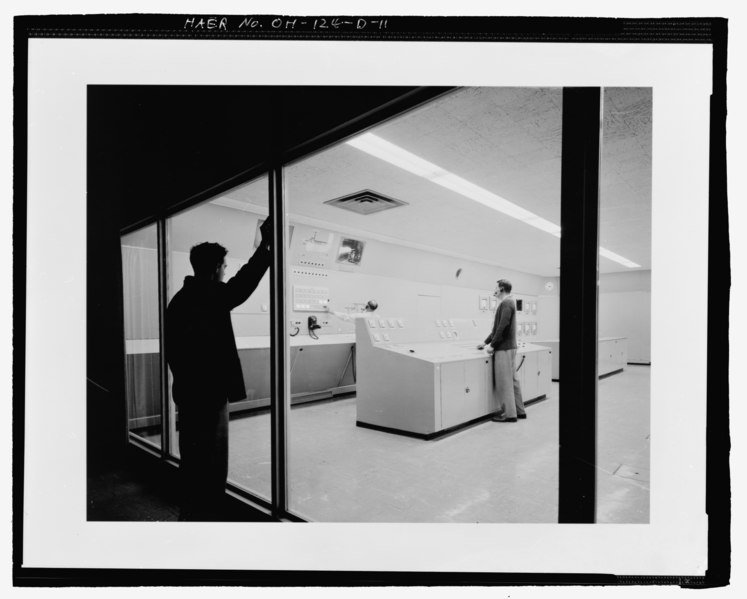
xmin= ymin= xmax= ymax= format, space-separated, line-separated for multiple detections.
xmin=308 ymin=315 xmax=322 ymax=340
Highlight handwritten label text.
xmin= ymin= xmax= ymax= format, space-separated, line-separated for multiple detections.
xmin=184 ymin=16 xmax=389 ymax=32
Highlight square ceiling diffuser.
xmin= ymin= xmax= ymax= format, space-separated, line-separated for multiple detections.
xmin=324 ymin=189 xmax=408 ymax=215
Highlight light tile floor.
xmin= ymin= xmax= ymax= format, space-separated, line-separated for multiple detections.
xmin=227 ymin=365 xmax=650 ymax=523
xmin=597 ymin=365 xmax=651 ymax=523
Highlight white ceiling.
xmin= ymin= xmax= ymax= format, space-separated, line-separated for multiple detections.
xmin=218 ymin=87 xmax=651 ymax=277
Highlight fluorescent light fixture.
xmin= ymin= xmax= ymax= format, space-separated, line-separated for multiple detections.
xmin=599 ymin=247 xmax=641 ymax=268
xmin=346 ymin=132 xmax=639 ymax=268
xmin=345 ymin=134 xmax=442 ymax=179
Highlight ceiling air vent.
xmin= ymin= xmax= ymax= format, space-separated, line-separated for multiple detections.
xmin=324 ymin=189 xmax=408 ymax=215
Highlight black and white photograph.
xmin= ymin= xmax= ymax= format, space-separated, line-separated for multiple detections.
xmin=111 ymin=84 xmax=652 ymax=524
xmin=9 ymin=2 xmax=738 ymax=591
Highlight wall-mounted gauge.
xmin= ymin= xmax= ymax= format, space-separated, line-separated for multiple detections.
xmin=544 ymin=281 xmax=555 ymax=291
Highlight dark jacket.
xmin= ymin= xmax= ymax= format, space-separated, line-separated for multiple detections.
xmin=165 ymin=247 xmax=270 ymax=407
xmin=484 ymin=296 xmax=517 ymax=351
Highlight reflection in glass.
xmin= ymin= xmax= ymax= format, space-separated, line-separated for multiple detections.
xmin=121 ymin=224 xmax=162 ymax=449
xmin=165 ymin=176 xmax=272 ymax=502
xmin=285 ymin=87 xmax=562 ymax=522
xmin=596 ymin=88 xmax=652 ymax=523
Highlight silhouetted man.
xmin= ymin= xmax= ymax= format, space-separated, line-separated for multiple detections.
xmin=166 ymin=217 xmax=272 ymax=520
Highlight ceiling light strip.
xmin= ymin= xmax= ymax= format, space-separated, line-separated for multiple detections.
xmin=346 ymin=132 xmax=638 ymax=268
xmin=599 ymin=247 xmax=641 ymax=268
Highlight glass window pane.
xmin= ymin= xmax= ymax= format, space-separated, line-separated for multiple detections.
xmin=597 ymin=88 xmax=652 ymax=523
xmin=165 ymin=176 xmax=272 ymax=503
xmin=121 ymin=224 xmax=162 ymax=449
xmin=285 ymin=87 xmax=561 ymax=522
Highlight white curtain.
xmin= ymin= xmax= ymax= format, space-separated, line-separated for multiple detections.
xmin=121 ymin=244 xmax=161 ymax=431
xmin=122 ymin=245 xmax=159 ymax=340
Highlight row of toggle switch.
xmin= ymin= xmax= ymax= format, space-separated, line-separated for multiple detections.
xmin=368 ymin=318 xmax=405 ymax=329
xmin=435 ymin=319 xmax=455 ymax=327
xmin=438 ymin=330 xmax=459 ymax=339
xmin=371 ymin=333 xmax=391 ymax=342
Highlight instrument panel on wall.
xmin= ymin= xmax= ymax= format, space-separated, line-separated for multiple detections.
xmin=515 ymin=295 xmax=538 ymax=338
xmin=296 ymin=230 xmax=334 ymax=268
xmin=293 ymin=285 xmax=330 ymax=312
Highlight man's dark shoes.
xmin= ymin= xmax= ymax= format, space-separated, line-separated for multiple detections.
xmin=517 ymin=414 xmax=527 ymax=419
xmin=492 ymin=415 xmax=518 ymax=422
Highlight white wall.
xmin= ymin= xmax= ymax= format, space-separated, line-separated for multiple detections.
xmin=123 ymin=204 xmax=557 ymax=339
xmin=599 ymin=271 xmax=652 ymax=363
xmin=288 ymin=222 xmax=552 ymax=340
xmin=537 ymin=293 xmax=560 ymax=340
xmin=124 ymin=205 xmax=650 ymax=363
xmin=532 ymin=273 xmax=652 ymax=363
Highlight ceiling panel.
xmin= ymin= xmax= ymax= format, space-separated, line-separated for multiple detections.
xmin=217 ymin=87 xmax=651 ymax=276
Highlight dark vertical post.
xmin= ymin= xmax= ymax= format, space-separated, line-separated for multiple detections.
xmin=558 ymin=87 xmax=602 ymax=523
xmin=156 ymin=218 xmax=171 ymax=458
xmin=269 ymin=167 xmax=289 ymax=518
xmin=14 ymin=22 xmax=28 ymax=573
xmin=706 ymin=18 xmax=730 ymax=585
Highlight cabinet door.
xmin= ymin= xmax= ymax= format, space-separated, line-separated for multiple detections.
xmin=480 ymin=357 xmax=493 ymax=413
xmin=617 ymin=339 xmax=628 ymax=369
xmin=537 ymin=349 xmax=552 ymax=398
xmin=441 ymin=359 xmax=490 ymax=429
xmin=440 ymin=362 xmax=466 ymax=429
xmin=612 ymin=339 xmax=620 ymax=369
xmin=464 ymin=358 xmax=489 ymax=420
xmin=519 ymin=351 xmax=539 ymax=401
xmin=599 ymin=339 xmax=614 ymax=376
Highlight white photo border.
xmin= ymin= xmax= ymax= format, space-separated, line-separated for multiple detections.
xmin=22 ymin=36 xmax=712 ymax=575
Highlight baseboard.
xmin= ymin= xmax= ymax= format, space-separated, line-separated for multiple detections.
xmin=357 ymin=397 xmax=546 ymax=440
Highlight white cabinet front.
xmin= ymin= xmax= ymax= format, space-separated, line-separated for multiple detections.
xmin=440 ymin=359 xmax=490 ymax=429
